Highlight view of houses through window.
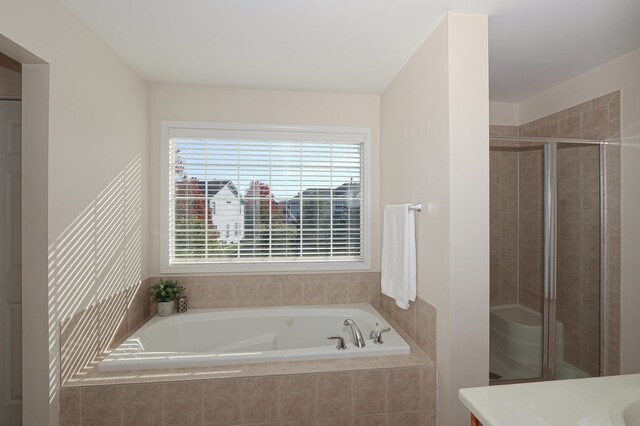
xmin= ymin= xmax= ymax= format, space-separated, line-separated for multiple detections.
xmin=169 ymin=136 xmax=364 ymax=264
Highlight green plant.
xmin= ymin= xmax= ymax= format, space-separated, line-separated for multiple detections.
xmin=149 ymin=279 xmax=184 ymax=302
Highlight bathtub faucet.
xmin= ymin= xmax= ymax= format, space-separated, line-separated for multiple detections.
xmin=343 ymin=319 xmax=366 ymax=348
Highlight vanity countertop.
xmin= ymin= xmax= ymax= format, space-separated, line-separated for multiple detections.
xmin=459 ymin=374 xmax=640 ymax=425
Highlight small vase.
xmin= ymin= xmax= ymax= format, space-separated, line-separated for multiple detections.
xmin=158 ymin=301 xmax=174 ymax=316
xmin=177 ymin=296 xmax=188 ymax=313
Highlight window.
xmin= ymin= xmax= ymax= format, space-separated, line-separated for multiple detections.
xmin=160 ymin=122 xmax=371 ymax=273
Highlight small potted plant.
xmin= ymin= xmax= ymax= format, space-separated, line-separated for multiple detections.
xmin=150 ymin=279 xmax=184 ymax=316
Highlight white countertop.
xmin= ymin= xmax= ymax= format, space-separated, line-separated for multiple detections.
xmin=459 ymin=374 xmax=640 ymax=425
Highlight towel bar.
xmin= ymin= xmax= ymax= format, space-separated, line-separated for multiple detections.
xmin=408 ymin=203 xmax=422 ymax=212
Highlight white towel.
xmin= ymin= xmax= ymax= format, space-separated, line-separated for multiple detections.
xmin=381 ymin=204 xmax=416 ymax=309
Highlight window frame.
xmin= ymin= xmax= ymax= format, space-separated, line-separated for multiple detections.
xmin=160 ymin=121 xmax=372 ymax=274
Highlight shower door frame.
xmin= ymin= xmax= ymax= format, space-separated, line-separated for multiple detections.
xmin=490 ymin=136 xmax=606 ymax=384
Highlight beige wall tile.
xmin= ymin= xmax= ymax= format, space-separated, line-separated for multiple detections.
xmin=241 ymin=376 xmax=279 ymax=424
xmin=304 ymin=282 xmax=326 ymax=305
xmin=558 ymin=147 xmax=582 ymax=179
xmin=519 ymin=150 xmax=544 ymax=184
xmin=415 ymin=310 xmax=429 ymax=353
xmin=278 ymin=375 xmax=316 ymax=421
xmin=420 ymin=367 xmax=437 ymax=411
xmin=210 ymin=284 xmax=235 ymax=308
xmin=558 ymin=115 xmax=582 ymax=139
xmin=519 ymin=182 xmax=543 ymax=211
xmin=317 ymin=372 xmax=353 ymax=418
xmin=162 ymin=381 xmax=202 ymax=425
xmin=183 ymin=285 xmax=211 ymax=309
xmin=581 ymin=175 xmax=601 ymax=209
xmin=369 ymin=281 xmax=381 ymax=307
xmin=326 ymin=281 xmax=349 ymax=304
xmin=566 ymin=99 xmax=595 ymax=117
xmin=489 ymin=125 xmax=519 ymax=137
xmin=80 ymin=385 xmax=122 ymax=426
xmin=609 ymin=119 xmax=621 ymax=138
xmin=348 ymin=281 xmax=370 ymax=303
xmin=203 ymin=378 xmax=241 ymax=426
xmin=353 ymin=369 xmax=388 ymax=416
xmin=59 ymin=388 xmax=80 ymax=426
xmin=521 ymin=127 xmax=542 ymax=137
xmin=420 ymin=410 xmax=438 ymax=426
xmin=540 ymin=122 xmax=559 ymax=138
xmin=257 ymin=283 xmax=282 ymax=307
xmin=388 ymin=411 xmax=421 ymax=426
xmin=581 ymin=106 xmax=609 ymax=140
xmin=282 ymin=282 xmax=304 ymax=306
xmin=280 ymin=420 xmax=315 ymax=426
xmin=235 ymin=283 xmax=260 ymax=307
xmin=581 ymin=146 xmax=601 ymax=177
xmin=122 ymin=383 xmax=163 ymax=426
xmin=353 ymin=414 xmax=387 ymax=426
xmin=395 ymin=303 xmax=417 ymax=341
xmin=317 ymin=418 xmax=353 ymax=426
xmin=388 ymin=368 xmax=420 ymax=413
xmin=608 ymin=176 xmax=621 ymax=211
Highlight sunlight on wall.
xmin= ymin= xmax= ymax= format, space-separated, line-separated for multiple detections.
xmin=47 ymin=154 xmax=144 ymax=400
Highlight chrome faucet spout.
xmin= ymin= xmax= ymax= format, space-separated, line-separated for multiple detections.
xmin=343 ymin=319 xmax=366 ymax=348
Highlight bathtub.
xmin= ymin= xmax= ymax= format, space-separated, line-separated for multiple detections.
xmin=98 ymin=303 xmax=410 ymax=372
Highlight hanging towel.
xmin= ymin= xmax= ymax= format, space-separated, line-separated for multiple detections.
xmin=381 ymin=204 xmax=416 ymax=309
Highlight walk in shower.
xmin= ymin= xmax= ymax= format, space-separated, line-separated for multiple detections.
xmin=490 ymin=136 xmax=605 ymax=382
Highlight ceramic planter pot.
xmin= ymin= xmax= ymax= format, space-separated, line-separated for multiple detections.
xmin=158 ymin=301 xmax=174 ymax=316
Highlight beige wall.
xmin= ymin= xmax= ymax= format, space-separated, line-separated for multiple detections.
xmin=1 ymin=0 xmax=151 ymax=423
xmin=518 ymin=49 xmax=640 ymax=374
xmin=381 ymin=12 xmax=489 ymax=426
xmin=149 ymin=85 xmax=380 ymax=274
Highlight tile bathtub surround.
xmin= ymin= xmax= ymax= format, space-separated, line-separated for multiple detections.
xmin=60 ymin=365 xmax=437 ymax=426
xmin=61 ymin=271 xmax=381 ymax=384
xmin=380 ymin=295 xmax=436 ymax=363
xmin=59 ymin=277 xmax=157 ymax=385
xmin=162 ymin=272 xmax=382 ymax=309
xmin=62 ymin=305 xmax=433 ymax=388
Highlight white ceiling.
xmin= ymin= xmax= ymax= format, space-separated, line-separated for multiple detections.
xmin=62 ymin=0 xmax=640 ymax=102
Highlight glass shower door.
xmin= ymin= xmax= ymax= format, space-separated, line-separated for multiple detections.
xmin=490 ymin=138 xmax=603 ymax=383
xmin=552 ymin=143 xmax=601 ymax=379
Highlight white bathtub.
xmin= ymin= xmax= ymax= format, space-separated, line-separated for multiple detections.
xmin=98 ymin=303 xmax=410 ymax=372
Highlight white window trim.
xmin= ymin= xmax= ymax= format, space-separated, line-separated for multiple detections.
xmin=160 ymin=121 xmax=372 ymax=274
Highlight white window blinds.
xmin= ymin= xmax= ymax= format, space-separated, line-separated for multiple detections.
xmin=167 ymin=128 xmax=365 ymax=266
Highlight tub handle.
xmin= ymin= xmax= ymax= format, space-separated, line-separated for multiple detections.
xmin=327 ymin=336 xmax=347 ymax=350
xmin=370 ymin=327 xmax=391 ymax=344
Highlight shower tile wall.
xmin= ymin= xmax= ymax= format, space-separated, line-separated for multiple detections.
xmin=519 ymin=91 xmax=621 ymax=376
xmin=555 ymin=145 xmax=601 ymax=376
xmin=489 ymin=133 xmax=519 ymax=306
xmin=490 ymin=90 xmax=621 ymax=377
xmin=518 ymin=146 xmax=545 ymax=313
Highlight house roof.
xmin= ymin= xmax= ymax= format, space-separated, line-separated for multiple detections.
xmin=198 ymin=180 xmax=239 ymax=197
